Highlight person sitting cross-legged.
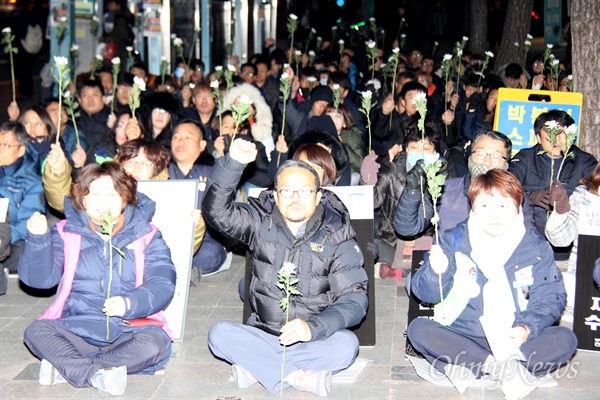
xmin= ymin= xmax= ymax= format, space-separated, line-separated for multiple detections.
xmin=202 ymin=138 xmax=368 ymax=397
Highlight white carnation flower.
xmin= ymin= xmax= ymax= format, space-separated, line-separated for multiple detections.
xmin=566 ymin=124 xmax=577 ymax=135
xmin=514 ymin=42 xmax=520 ymax=47
xmin=279 ymin=262 xmax=297 ymax=276
xmin=307 ymin=76 xmax=317 ymax=82
xmin=524 ymin=40 xmax=532 ymax=46
xmin=551 ymin=59 xmax=560 ymax=66
xmin=338 ymin=39 xmax=344 ymax=45
xmin=392 ymin=47 xmax=400 ymax=54
xmin=70 ymin=44 xmax=79 ymax=51
xmin=366 ymin=40 xmax=376 ymax=49
xmin=567 ymin=74 xmax=573 ymax=80
xmin=238 ymin=94 xmax=253 ymax=104
xmin=280 ymin=72 xmax=290 ymax=80
xmin=126 ymin=46 xmax=133 ymax=52
xmin=443 ymin=54 xmax=453 ymax=62
xmin=295 ymin=50 xmax=302 ymax=55
xmin=289 ymin=13 xmax=298 ymax=20
xmin=401 ymin=33 xmax=406 ymax=38
xmin=133 ymin=76 xmax=146 ymax=91
xmin=332 ymin=83 xmax=340 ymax=90
xmin=2 ymin=27 xmax=11 ymax=34
xmin=369 ymin=17 xmax=375 ymax=22
xmin=215 ymin=65 xmax=223 ymax=71
xmin=95 ymin=54 xmax=103 ymax=61
xmin=462 ymin=36 xmax=469 ymax=41
xmin=227 ymin=64 xmax=236 ymax=72
xmin=362 ymin=90 xmax=372 ymax=99
xmin=547 ymin=44 xmax=554 ymax=49
xmin=412 ymin=91 xmax=427 ymax=104
xmin=173 ymin=37 xmax=183 ymax=47
xmin=54 ymin=56 xmax=68 ymax=66
xmin=527 ymin=34 xmax=533 ymax=40
xmin=485 ymin=51 xmax=494 ymax=58
xmin=111 ymin=57 xmax=121 ymax=65
xmin=210 ymin=80 xmax=219 ymax=88
xmin=545 ymin=120 xmax=560 ymax=130
xmin=308 ymin=50 xmax=316 ymax=56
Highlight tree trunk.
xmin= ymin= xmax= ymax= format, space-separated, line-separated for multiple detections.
xmin=572 ymin=0 xmax=600 ymax=156
xmin=470 ymin=0 xmax=488 ymax=54
xmin=494 ymin=0 xmax=534 ymax=72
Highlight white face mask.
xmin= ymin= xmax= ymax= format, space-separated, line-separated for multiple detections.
xmin=320 ymin=78 xmax=328 ymax=86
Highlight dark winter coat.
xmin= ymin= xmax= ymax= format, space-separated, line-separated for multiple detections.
xmin=202 ymin=155 xmax=368 ymax=341
xmin=0 ymin=145 xmax=46 ymax=243
xmin=18 ymin=194 xmax=175 ymax=345
xmin=509 ymin=144 xmax=597 ymax=234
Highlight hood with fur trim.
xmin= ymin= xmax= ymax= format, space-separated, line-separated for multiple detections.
xmin=222 ymin=83 xmax=275 ymax=159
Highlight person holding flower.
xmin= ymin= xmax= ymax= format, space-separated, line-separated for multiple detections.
xmin=203 ymin=138 xmax=368 ymax=397
xmin=19 ymin=162 xmax=175 ymax=396
xmin=408 ymin=169 xmax=576 ymax=398
xmin=509 ymin=110 xmax=597 ymax=260
xmin=544 ymin=162 xmax=600 ymax=322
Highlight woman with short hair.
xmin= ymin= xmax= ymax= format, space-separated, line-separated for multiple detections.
xmin=19 ymin=162 xmax=176 ymax=395
xmin=408 ymin=169 xmax=577 ymax=398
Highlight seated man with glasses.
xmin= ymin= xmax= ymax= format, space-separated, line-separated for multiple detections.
xmin=395 ymin=129 xmax=534 ymax=237
xmin=202 ymin=138 xmax=368 ymax=397
xmin=0 ymin=121 xmax=46 ymax=274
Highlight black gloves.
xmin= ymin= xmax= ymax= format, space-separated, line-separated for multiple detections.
xmin=406 ymin=160 xmax=426 ymax=192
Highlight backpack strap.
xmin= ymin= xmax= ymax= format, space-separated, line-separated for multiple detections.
xmin=39 ymin=220 xmax=81 ymax=320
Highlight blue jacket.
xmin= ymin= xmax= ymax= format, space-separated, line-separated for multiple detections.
xmin=0 ymin=145 xmax=46 ymax=242
xmin=18 ymin=194 xmax=176 ymax=345
xmin=411 ymin=222 xmax=566 ymax=340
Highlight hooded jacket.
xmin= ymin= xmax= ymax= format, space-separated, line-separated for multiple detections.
xmin=18 ymin=194 xmax=175 ymax=345
xmin=223 ymin=83 xmax=275 ymax=158
xmin=202 ymin=155 xmax=368 ymax=341
xmin=0 ymin=144 xmax=46 ymax=243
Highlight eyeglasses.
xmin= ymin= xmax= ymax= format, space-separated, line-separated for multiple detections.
xmin=471 ymin=149 xmax=507 ymax=165
xmin=241 ymin=71 xmax=255 ymax=77
xmin=411 ymin=53 xmax=422 ymax=58
xmin=276 ymin=188 xmax=319 ymax=199
xmin=196 ymin=67 xmax=203 ymax=72
xmin=124 ymin=159 xmax=154 ymax=171
xmin=0 ymin=142 xmax=21 ymax=150
xmin=153 ymin=108 xmax=168 ymax=114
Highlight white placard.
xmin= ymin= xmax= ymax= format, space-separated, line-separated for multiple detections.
xmin=137 ymin=180 xmax=198 ymax=341
xmin=0 ymin=198 xmax=8 ymax=223
xmin=247 ymin=186 xmax=374 ymax=220
xmin=578 ymin=195 xmax=600 ymax=236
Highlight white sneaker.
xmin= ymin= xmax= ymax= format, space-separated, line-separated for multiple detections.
xmin=289 ymin=370 xmax=332 ymax=397
xmin=231 ymin=364 xmax=257 ymax=389
xmin=39 ymin=359 xmax=67 ymax=385
xmin=92 ymin=366 xmax=127 ymax=396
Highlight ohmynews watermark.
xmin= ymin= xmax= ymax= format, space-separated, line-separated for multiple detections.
xmin=430 ymin=351 xmax=580 ymax=387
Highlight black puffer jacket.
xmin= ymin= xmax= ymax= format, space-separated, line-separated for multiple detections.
xmin=202 ymin=155 xmax=368 ymax=340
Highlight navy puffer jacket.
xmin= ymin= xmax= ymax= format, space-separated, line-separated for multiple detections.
xmin=18 ymin=193 xmax=175 ymax=345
